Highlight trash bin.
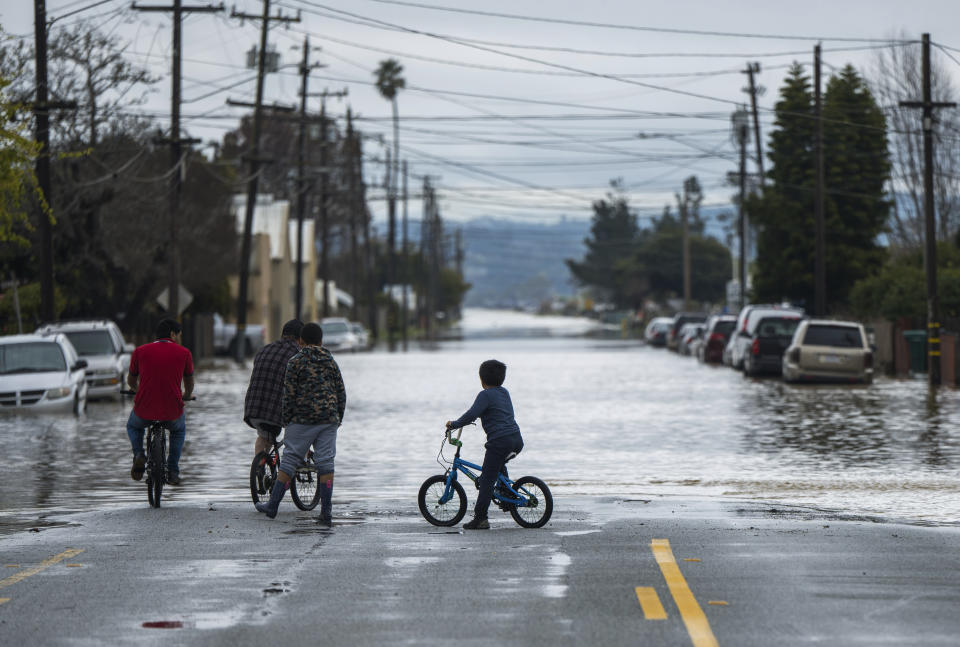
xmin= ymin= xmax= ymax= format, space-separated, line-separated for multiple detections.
xmin=903 ymin=330 xmax=928 ymax=373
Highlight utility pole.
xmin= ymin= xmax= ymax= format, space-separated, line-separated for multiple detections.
xmin=401 ymin=160 xmax=409 ymax=351
xmin=134 ymin=1 xmax=221 ymax=318
xmin=33 ymin=0 xmax=78 ymax=322
xmin=731 ymin=108 xmax=749 ymax=310
xmin=814 ymin=43 xmax=826 ymax=318
xmin=229 ymin=1 xmax=298 ymax=360
xmin=33 ymin=0 xmax=54 ymax=322
xmin=680 ymin=190 xmax=690 ymax=311
xmin=742 ymin=62 xmax=765 ymax=188
xmin=346 ymin=109 xmax=361 ymax=323
xmin=293 ymin=43 xmax=329 ymax=320
xmin=308 ymin=89 xmax=347 ymax=318
xmin=901 ymin=33 xmax=956 ymax=387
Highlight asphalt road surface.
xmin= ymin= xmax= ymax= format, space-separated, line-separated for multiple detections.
xmin=2 ymin=495 xmax=959 ymax=646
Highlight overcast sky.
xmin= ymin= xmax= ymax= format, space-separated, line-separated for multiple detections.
xmin=3 ymin=0 xmax=960 ymax=228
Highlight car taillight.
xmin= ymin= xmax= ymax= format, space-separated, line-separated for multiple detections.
xmin=864 ymin=351 xmax=873 ymax=369
xmin=752 ymin=338 xmax=760 ymax=355
xmin=709 ymin=333 xmax=724 ymax=343
xmin=788 ymin=348 xmax=800 ymax=364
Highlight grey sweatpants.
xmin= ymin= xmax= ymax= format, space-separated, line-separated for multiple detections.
xmin=279 ymin=422 xmax=338 ymax=477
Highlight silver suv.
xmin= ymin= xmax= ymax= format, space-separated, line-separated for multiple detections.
xmin=36 ymin=320 xmax=133 ymax=400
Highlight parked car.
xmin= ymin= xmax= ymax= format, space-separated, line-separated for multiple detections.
xmin=213 ymin=313 xmax=265 ymax=357
xmin=0 ymin=334 xmax=88 ymax=414
xmin=742 ymin=315 xmax=804 ymax=376
xmin=643 ymin=317 xmax=673 ymax=347
xmin=36 ymin=320 xmax=132 ymax=400
xmin=699 ymin=314 xmax=737 ymax=363
xmin=677 ymin=322 xmax=705 ymax=356
xmin=320 ymin=317 xmax=358 ymax=353
xmin=350 ymin=322 xmax=370 ymax=350
xmin=667 ymin=312 xmax=707 ymax=351
xmin=782 ymin=319 xmax=874 ymax=384
xmin=726 ymin=304 xmax=804 ymax=370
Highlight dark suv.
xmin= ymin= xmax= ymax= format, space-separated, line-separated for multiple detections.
xmin=667 ymin=312 xmax=707 ymax=352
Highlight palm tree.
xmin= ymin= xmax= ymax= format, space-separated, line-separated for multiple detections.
xmin=374 ymin=58 xmax=405 ymax=346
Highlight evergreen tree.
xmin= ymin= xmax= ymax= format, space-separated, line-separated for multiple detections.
xmin=565 ymin=192 xmax=639 ymax=306
xmin=751 ymin=63 xmax=890 ymax=310
xmin=750 ymin=64 xmax=816 ymax=305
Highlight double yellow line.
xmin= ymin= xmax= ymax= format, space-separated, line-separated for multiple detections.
xmin=635 ymin=538 xmax=720 ymax=647
xmin=0 ymin=548 xmax=85 ymax=605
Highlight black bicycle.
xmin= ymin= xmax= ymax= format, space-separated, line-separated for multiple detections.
xmin=250 ymin=437 xmax=322 ymax=511
xmin=123 ymin=391 xmax=194 ymax=508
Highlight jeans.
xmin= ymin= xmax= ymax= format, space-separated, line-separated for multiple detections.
xmin=126 ymin=410 xmax=186 ymax=475
xmin=475 ymin=434 xmax=524 ymax=519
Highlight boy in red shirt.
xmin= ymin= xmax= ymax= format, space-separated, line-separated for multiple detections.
xmin=126 ymin=319 xmax=194 ymax=485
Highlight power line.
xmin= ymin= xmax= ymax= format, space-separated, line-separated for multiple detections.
xmin=347 ymin=0 xmax=913 ymax=43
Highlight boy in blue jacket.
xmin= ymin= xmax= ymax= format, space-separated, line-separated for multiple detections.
xmin=446 ymin=359 xmax=524 ymax=530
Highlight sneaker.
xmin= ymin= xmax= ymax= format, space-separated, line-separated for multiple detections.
xmin=167 ymin=472 xmax=181 ymax=486
xmin=463 ymin=517 xmax=489 ymax=530
xmin=318 ymin=513 xmax=332 ymax=528
xmin=131 ymin=453 xmax=146 ymax=481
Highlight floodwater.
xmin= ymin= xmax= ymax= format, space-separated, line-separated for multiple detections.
xmin=2 ymin=308 xmax=959 ymax=528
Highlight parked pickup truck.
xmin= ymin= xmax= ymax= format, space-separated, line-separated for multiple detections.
xmin=213 ymin=313 xmax=265 ymax=357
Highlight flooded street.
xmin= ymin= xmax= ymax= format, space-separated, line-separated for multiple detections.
xmin=2 ymin=308 xmax=960 ymax=528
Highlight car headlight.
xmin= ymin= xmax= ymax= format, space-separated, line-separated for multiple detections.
xmin=47 ymin=387 xmax=72 ymax=399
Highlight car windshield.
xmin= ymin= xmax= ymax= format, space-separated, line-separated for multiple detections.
xmin=756 ymin=318 xmax=801 ymax=337
xmin=0 ymin=342 xmax=67 ymax=374
xmin=64 ymin=330 xmax=115 ymax=356
xmin=321 ymin=322 xmax=349 ymax=335
xmin=803 ymin=325 xmax=863 ymax=348
xmin=714 ymin=321 xmax=736 ymax=335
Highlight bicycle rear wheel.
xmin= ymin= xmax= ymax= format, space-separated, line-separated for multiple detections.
xmin=418 ymin=475 xmax=466 ymax=526
xmin=509 ymin=476 xmax=552 ymax=528
xmin=290 ymin=466 xmax=322 ymax=511
xmin=250 ymin=451 xmax=278 ymax=505
xmin=146 ymin=430 xmax=165 ymax=508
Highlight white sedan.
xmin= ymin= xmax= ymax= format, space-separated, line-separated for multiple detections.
xmin=0 ymin=334 xmax=89 ymax=414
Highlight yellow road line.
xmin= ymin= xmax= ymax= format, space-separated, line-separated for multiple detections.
xmin=635 ymin=586 xmax=668 ymax=620
xmin=0 ymin=549 xmax=84 ymax=591
xmin=0 ymin=598 xmax=9 ymax=605
xmin=651 ymin=539 xmax=719 ymax=647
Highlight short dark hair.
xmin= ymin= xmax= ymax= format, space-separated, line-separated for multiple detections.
xmin=479 ymin=359 xmax=506 ymax=386
xmin=281 ymin=319 xmax=304 ymax=339
xmin=155 ymin=318 xmax=182 ymax=339
xmin=300 ymin=322 xmax=323 ymax=345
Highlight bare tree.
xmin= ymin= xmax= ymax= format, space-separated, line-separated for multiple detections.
xmin=871 ymin=33 xmax=960 ymax=247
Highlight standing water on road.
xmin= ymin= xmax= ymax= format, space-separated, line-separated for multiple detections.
xmin=2 ymin=308 xmax=959 ymax=528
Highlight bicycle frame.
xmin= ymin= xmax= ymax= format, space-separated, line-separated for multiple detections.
xmin=438 ymin=427 xmax=529 ymax=508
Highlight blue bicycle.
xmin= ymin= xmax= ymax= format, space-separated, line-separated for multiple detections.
xmin=418 ymin=425 xmax=553 ymax=528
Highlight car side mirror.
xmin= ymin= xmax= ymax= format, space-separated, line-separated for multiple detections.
xmin=73 ymin=359 xmax=88 ymax=371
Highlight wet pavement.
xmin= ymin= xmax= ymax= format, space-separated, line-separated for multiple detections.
xmin=2 ymin=313 xmax=959 ymax=527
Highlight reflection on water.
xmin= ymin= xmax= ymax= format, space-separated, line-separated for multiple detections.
xmin=1 ymin=309 xmax=959 ymax=527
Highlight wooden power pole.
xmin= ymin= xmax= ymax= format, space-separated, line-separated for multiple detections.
xmin=814 ymin=43 xmax=826 ymax=318
xmin=900 ymin=33 xmax=956 ymax=386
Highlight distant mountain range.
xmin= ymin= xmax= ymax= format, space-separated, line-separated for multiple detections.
xmin=459 ymin=217 xmax=591 ymax=308
xmin=457 ymin=208 xmax=735 ymax=309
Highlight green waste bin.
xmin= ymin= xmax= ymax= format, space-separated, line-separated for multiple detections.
xmin=903 ymin=330 xmax=928 ymax=373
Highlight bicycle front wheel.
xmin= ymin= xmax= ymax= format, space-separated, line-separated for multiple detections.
xmin=418 ymin=475 xmax=466 ymax=527
xmin=250 ymin=451 xmax=278 ymax=505
xmin=509 ymin=476 xmax=552 ymax=528
xmin=290 ymin=467 xmax=322 ymax=511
